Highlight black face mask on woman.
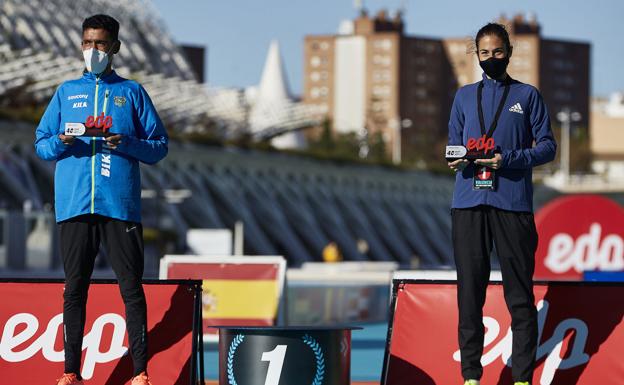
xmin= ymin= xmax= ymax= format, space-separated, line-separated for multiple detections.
xmin=479 ymin=57 xmax=509 ymax=79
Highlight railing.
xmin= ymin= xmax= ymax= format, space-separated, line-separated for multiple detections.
xmin=543 ymin=171 xmax=624 ymax=193
xmin=0 ymin=210 xmax=59 ymax=271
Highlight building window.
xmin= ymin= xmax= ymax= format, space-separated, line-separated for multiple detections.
xmin=415 ymin=41 xmax=437 ymax=53
xmin=373 ymin=39 xmax=392 ymax=51
xmin=373 ymin=70 xmax=391 ymax=82
xmin=555 ymin=75 xmax=575 ymax=87
xmin=552 ymin=43 xmax=567 ymax=54
xmin=320 ymin=41 xmax=330 ymax=50
xmin=448 ymin=43 xmax=466 ymax=55
xmin=516 ymin=40 xmax=531 ymax=52
xmin=310 ymin=72 xmax=320 ymax=82
xmin=554 ymin=90 xmax=572 ymax=102
xmin=512 ymin=58 xmax=530 ymax=68
xmin=311 ymin=87 xmax=329 ymax=99
xmin=513 ymin=72 xmax=531 ymax=83
xmin=372 ymin=86 xmax=391 ymax=97
xmin=417 ymin=103 xmax=437 ymax=114
xmin=413 ymin=87 xmax=427 ymax=98
xmin=412 ymin=56 xmax=427 ymax=66
xmin=310 ymin=56 xmax=321 ymax=67
xmin=552 ymin=59 xmax=574 ymax=71
xmin=371 ymin=101 xmax=389 ymax=112
xmin=373 ymin=55 xmax=391 ymax=66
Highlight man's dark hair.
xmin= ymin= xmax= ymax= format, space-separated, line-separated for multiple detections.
xmin=82 ymin=14 xmax=120 ymax=41
xmin=475 ymin=22 xmax=512 ymax=53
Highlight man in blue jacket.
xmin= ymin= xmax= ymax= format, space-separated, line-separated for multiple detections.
xmin=35 ymin=14 xmax=166 ymax=385
xmin=447 ymin=23 xmax=556 ymax=385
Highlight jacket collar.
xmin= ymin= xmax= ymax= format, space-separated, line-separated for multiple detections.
xmin=481 ymin=72 xmax=511 ymax=88
xmin=82 ymin=69 xmax=119 ymax=83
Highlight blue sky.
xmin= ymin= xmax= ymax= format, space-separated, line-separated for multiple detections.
xmin=151 ymin=0 xmax=623 ymax=97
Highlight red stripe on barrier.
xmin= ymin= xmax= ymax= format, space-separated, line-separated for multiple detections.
xmin=203 ymin=318 xmax=274 ymax=333
xmin=168 ymin=263 xmax=280 ymax=280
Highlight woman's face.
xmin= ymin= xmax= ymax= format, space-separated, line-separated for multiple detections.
xmin=477 ymin=34 xmax=508 ymax=61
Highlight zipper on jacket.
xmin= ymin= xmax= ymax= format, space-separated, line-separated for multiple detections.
xmin=90 ymin=79 xmax=99 ymax=214
xmin=103 ymin=89 xmax=110 ymax=115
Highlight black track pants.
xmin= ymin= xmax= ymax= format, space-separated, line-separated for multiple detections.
xmin=59 ymin=214 xmax=147 ymax=377
xmin=452 ymin=206 xmax=538 ymax=383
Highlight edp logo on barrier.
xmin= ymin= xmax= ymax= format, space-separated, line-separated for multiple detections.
xmin=0 ymin=312 xmax=128 ymax=380
xmin=383 ymin=281 xmax=624 ymax=385
xmin=535 ymin=195 xmax=624 ymax=280
xmin=452 ymin=300 xmax=590 ymax=385
xmin=0 ymin=281 xmax=200 ymax=385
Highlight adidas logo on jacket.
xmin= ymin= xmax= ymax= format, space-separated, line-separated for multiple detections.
xmin=509 ymin=103 xmax=524 ymax=114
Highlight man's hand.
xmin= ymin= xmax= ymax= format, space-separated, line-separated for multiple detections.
xmin=105 ymin=134 xmax=123 ymax=150
xmin=448 ymin=159 xmax=469 ymax=172
xmin=474 ymin=153 xmax=503 ymax=170
xmin=58 ymin=134 xmax=75 ymax=146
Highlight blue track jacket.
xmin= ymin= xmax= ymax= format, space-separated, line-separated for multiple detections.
xmin=448 ymin=74 xmax=557 ymax=212
xmin=35 ymin=71 xmax=168 ymax=222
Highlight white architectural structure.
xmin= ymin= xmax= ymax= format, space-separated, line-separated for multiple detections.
xmin=0 ymin=0 xmax=320 ymax=144
xmin=249 ymin=40 xmax=306 ymax=148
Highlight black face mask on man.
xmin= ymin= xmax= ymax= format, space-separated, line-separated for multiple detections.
xmin=479 ymin=57 xmax=509 ymax=79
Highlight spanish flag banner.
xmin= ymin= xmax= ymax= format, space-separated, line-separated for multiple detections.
xmin=160 ymin=256 xmax=287 ymax=334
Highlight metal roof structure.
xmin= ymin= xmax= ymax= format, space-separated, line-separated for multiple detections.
xmin=0 ymin=0 xmax=321 ymax=140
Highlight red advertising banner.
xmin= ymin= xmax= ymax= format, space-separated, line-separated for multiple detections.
xmin=0 ymin=280 xmax=202 ymax=385
xmin=382 ymin=281 xmax=624 ymax=385
xmin=534 ymin=195 xmax=624 ymax=280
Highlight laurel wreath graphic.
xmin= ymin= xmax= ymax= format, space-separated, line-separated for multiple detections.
xmin=302 ymin=334 xmax=326 ymax=385
xmin=227 ymin=334 xmax=245 ymax=385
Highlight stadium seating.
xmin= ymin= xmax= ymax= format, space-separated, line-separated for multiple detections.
xmin=0 ymin=127 xmax=459 ymax=271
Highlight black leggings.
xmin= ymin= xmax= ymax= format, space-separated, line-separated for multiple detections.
xmin=59 ymin=214 xmax=147 ymax=377
xmin=452 ymin=206 xmax=538 ymax=383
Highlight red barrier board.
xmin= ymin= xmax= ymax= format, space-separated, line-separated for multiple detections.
xmin=534 ymin=195 xmax=624 ymax=280
xmin=382 ymin=281 xmax=624 ymax=385
xmin=0 ymin=280 xmax=202 ymax=385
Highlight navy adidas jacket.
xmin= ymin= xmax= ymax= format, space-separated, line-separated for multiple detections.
xmin=35 ymin=70 xmax=168 ymax=223
xmin=448 ymin=74 xmax=557 ymax=212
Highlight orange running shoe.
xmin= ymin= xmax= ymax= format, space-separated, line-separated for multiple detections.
xmin=56 ymin=373 xmax=84 ymax=385
xmin=130 ymin=371 xmax=153 ymax=385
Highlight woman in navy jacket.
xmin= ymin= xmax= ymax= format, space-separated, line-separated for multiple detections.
xmin=447 ymin=23 xmax=557 ymax=385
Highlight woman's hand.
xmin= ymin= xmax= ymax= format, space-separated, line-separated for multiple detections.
xmin=448 ymin=159 xmax=469 ymax=172
xmin=474 ymin=153 xmax=503 ymax=170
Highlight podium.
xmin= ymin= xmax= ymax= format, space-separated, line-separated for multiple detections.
xmin=218 ymin=326 xmax=360 ymax=385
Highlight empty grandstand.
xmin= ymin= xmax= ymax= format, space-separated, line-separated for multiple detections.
xmin=0 ymin=124 xmax=457 ymax=273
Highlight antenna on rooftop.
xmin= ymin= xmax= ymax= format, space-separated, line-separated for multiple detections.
xmin=354 ymin=0 xmax=365 ymax=14
xmin=399 ymin=0 xmax=408 ymax=15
